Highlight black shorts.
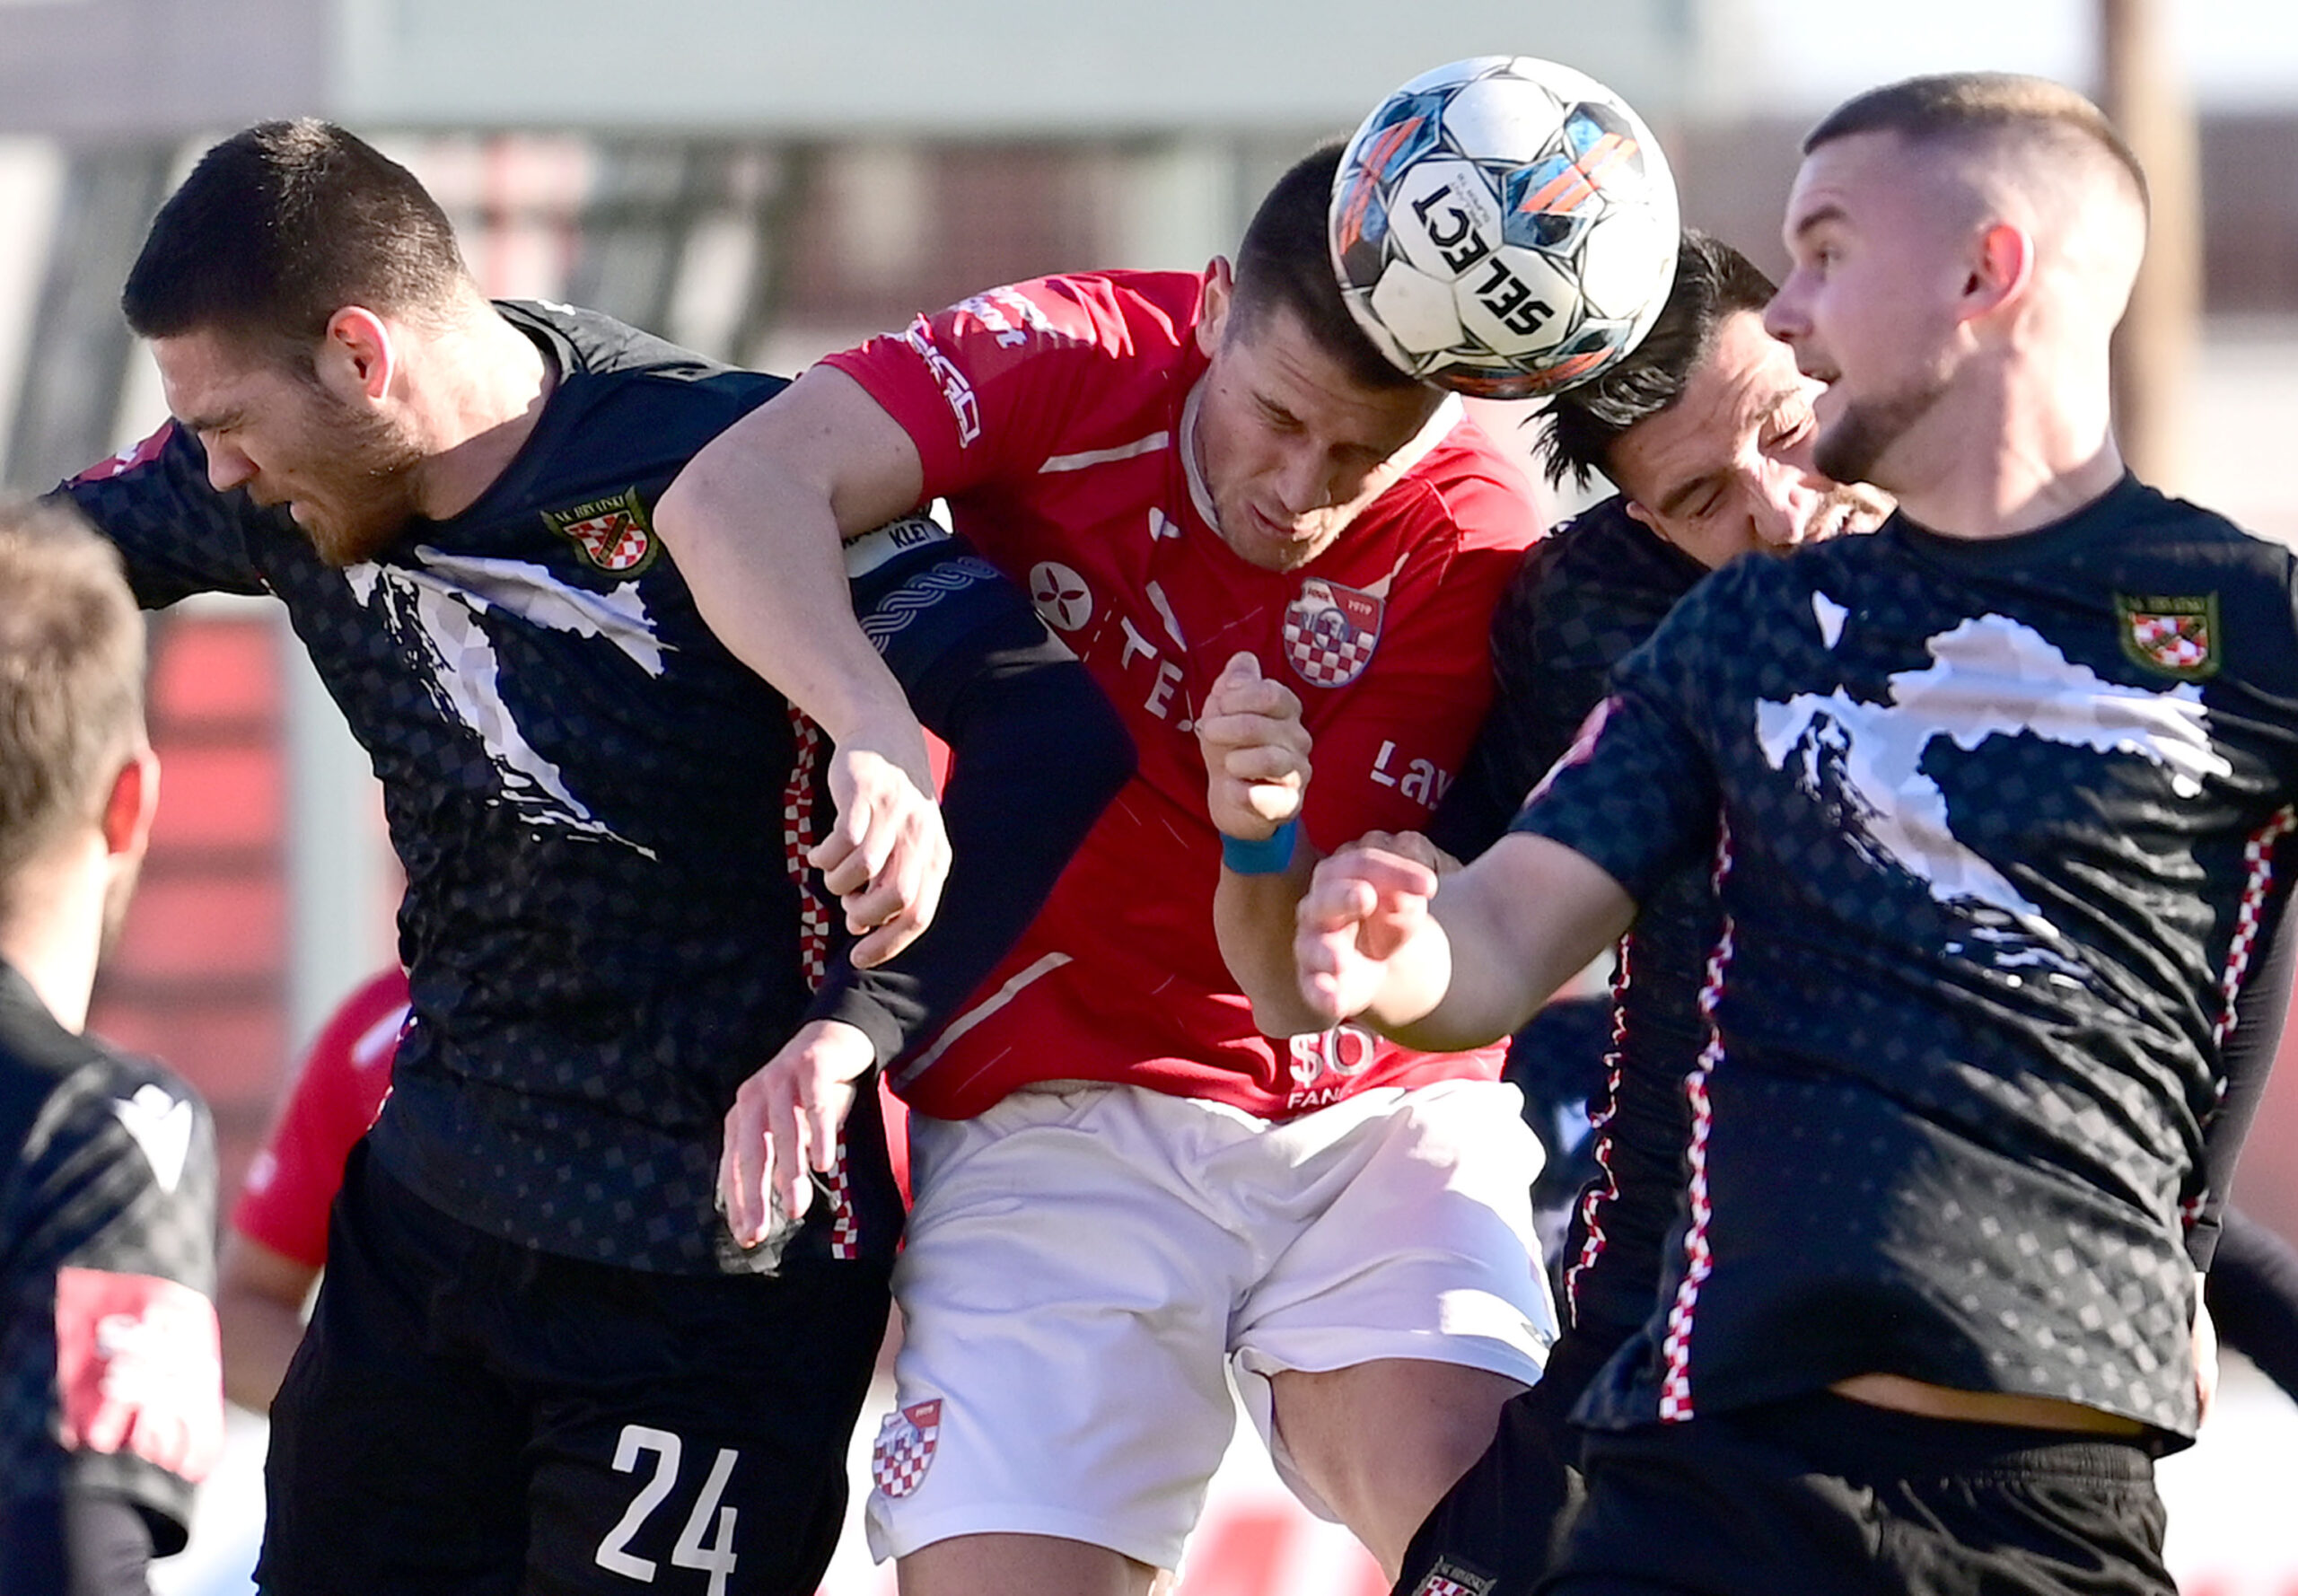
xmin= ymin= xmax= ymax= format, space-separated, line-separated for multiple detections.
xmin=258 ymin=1144 xmax=892 ymax=1596
xmin=1390 ymin=1327 xmax=1621 ymax=1596
xmin=1541 ymin=1392 xmax=2171 ymax=1596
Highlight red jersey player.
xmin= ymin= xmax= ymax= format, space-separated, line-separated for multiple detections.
xmin=659 ymin=145 xmax=1551 ymax=1596
xmin=216 ymin=967 xmax=405 ymax=1410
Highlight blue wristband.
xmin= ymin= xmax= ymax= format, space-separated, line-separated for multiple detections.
xmin=1221 ymin=817 xmax=1299 ymax=876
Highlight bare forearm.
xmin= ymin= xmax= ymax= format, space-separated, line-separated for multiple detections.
xmin=1217 ymin=847 xmax=1330 ymax=1037
xmin=1375 ymin=835 xmax=1634 ymax=1051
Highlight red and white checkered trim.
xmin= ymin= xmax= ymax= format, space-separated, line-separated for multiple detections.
xmin=782 ymin=708 xmax=858 ymax=1258
xmin=783 ymin=710 xmax=831 ymax=989
xmin=1659 ymin=823 xmax=1739 ymax=1423
xmin=2211 ymin=804 xmax=2296 ymax=1047
xmin=1563 ymin=937 xmax=1635 ymax=1326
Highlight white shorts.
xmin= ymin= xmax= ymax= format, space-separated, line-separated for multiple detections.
xmin=862 ymin=1078 xmax=1553 ymax=1570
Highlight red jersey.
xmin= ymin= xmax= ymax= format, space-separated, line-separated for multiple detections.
xmin=231 ymin=969 xmax=408 ymax=1267
xmin=825 ymin=269 xmax=1540 ymax=1119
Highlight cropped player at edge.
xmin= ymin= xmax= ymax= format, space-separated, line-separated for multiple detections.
xmin=58 ymin=121 xmax=1131 ymax=1596
xmin=1299 ymin=74 xmax=2298 ymax=1596
xmin=0 ymin=498 xmax=224 ymax=1596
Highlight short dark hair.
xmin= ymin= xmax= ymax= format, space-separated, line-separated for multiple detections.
xmin=122 ymin=119 xmax=473 ymax=359
xmin=1535 ymin=230 xmax=1776 ymax=490
xmin=1229 ymin=142 xmax=1425 ymax=393
xmin=1804 ymin=73 xmax=2149 ymax=215
xmin=0 ymin=497 xmax=145 ymax=901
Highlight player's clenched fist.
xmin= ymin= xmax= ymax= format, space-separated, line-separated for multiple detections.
xmin=1197 ymin=651 xmax=1311 ymax=840
xmin=1294 ymin=846 xmax=1442 ymax=1025
xmin=816 ymin=737 xmax=951 ymax=968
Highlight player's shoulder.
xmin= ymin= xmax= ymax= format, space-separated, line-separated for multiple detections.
xmin=1390 ymin=402 xmax=1542 ymax=556
xmin=947 ymin=268 xmax=1203 ymax=356
xmin=1523 ymin=494 xmax=1701 ymax=598
xmin=309 ymin=969 xmax=414 ymax=1078
xmin=500 ymin=299 xmax=786 ymax=405
xmin=0 ymin=969 xmax=203 ymax=1180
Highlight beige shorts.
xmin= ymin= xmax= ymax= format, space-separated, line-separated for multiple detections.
xmin=862 ymin=1078 xmax=1554 ymax=1570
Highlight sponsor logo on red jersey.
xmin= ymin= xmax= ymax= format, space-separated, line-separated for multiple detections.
xmin=1029 ymin=561 xmax=1093 ymax=633
xmin=1283 ymin=578 xmax=1384 ymax=688
xmin=54 ymin=1267 xmax=224 ymax=1483
xmin=542 ymin=487 xmax=658 ymax=574
xmin=904 ymin=318 xmax=983 ymax=446
xmin=870 ymin=1399 xmax=943 ymax=1499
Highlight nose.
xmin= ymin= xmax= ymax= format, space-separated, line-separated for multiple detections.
xmin=1763 ymin=276 xmax=1808 ymax=346
xmin=1272 ymin=441 xmax=1342 ymax=517
xmin=203 ymin=435 xmax=255 ymax=495
xmin=1751 ymin=460 xmax=1814 ymax=548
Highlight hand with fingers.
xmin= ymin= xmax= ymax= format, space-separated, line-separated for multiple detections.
xmin=1293 ymin=845 xmax=1443 ymax=1027
xmin=719 ymin=1019 xmax=879 ymax=1253
xmin=1349 ymin=829 xmax=1461 ymax=877
xmin=1197 ymin=651 xmax=1310 ymax=843
xmin=816 ymin=742 xmax=952 ymax=968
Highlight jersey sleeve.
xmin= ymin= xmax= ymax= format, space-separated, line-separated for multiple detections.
xmin=820 ymin=276 xmax=1165 ymax=532
xmin=52 ymin=421 xmax=274 ymax=606
xmin=1508 ymin=592 xmax=1726 ymax=903
xmin=1299 ymin=472 xmax=1543 ymax=855
xmin=231 ymin=970 xmax=408 ymax=1269
xmin=3 ymin=1065 xmax=223 ymax=1561
xmin=803 ymin=522 xmax=1133 ymax=1064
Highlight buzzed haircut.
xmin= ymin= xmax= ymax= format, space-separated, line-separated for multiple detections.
xmin=0 ymin=497 xmax=146 ymax=900
xmin=1230 ymin=142 xmax=1425 ymax=393
xmin=1536 ymin=229 xmax=1776 ymax=491
xmin=1803 ymin=72 xmax=2149 ymax=217
xmin=122 ymin=118 xmax=472 ymax=361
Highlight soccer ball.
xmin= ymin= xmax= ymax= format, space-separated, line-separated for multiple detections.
xmin=1329 ymin=57 xmax=1680 ymax=399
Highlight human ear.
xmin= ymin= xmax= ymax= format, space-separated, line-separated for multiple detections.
xmin=1960 ymin=222 xmax=2033 ymax=321
xmin=321 ymin=307 xmax=398 ymax=403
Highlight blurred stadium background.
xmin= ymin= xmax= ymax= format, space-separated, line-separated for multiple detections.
xmin=2 ymin=0 xmax=2293 ymax=1589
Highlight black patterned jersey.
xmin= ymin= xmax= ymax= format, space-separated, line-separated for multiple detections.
xmin=1433 ymin=497 xmax=1717 ymax=1350
xmin=0 ymin=961 xmax=222 ymax=1574
xmin=1514 ymin=475 xmax=2298 ymax=1440
xmin=62 ymin=302 xmax=1127 ymax=1274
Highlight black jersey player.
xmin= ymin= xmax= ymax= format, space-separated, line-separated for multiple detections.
xmin=1388 ymin=232 xmax=1886 ymax=1596
xmin=0 ymin=499 xmax=224 ymax=1596
xmin=1301 ymin=75 xmax=2295 ymax=1596
xmin=57 ymin=121 xmax=1130 ymax=1596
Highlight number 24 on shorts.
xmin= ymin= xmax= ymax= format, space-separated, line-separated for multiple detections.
xmin=594 ymin=1424 xmax=741 ymax=1594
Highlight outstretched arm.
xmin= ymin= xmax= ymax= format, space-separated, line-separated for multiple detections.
xmin=655 ymin=365 xmax=947 ymax=965
xmin=1295 ymin=832 xmax=1636 ymax=1053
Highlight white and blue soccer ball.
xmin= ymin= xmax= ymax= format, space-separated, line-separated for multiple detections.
xmin=1329 ymin=56 xmax=1681 ymax=399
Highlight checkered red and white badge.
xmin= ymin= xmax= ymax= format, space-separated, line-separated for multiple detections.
xmin=870 ymin=1399 xmax=944 ymax=1499
xmin=1283 ymin=578 xmax=1384 ymax=688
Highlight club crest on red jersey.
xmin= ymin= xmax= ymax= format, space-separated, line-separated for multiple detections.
xmin=1410 ymin=1559 xmax=1498 ymax=1596
xmin=1283 ymin=577 xmax=1384 ymax=688
xmin=2116 ymin=592 xmax=2219 ymax=680
xmin=541 ymin=487 xmax=659 ymax=574
xmin=870 ymin=1399 xmax=943 ymax=1499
